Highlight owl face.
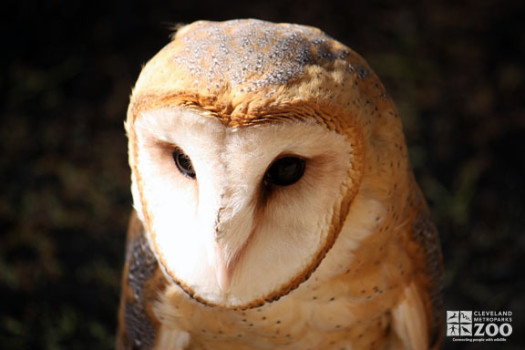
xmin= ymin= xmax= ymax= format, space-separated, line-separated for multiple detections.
xmin=129 ymin=106 xmax=356 ymax=308
xmin=126 ymin=19 xmax=400 ymax=309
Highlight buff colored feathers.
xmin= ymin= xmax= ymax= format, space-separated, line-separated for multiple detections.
xmin=118 ymin=19 xmax=443 ymax=350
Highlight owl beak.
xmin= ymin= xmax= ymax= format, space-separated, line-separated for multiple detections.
xmin=212 ymin=198 xmax=254 ymax=292
xmin=215 ymin=245 xmax=233 ymax=291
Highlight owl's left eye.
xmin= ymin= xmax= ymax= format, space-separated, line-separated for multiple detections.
xmin=173 ymin=148 xmax=196 ymax=179
xmin=264 ymin=156 xmax=306 ymax=187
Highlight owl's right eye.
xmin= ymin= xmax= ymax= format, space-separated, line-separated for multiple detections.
xmin=173 ymin=148 xmax=196 ymax=179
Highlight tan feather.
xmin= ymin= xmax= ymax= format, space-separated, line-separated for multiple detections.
xmin=118 ymin=19 xmax=444 ymax=349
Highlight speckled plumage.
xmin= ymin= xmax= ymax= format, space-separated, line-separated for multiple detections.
xmin=118 ymin=19 xmax=444 ymax=350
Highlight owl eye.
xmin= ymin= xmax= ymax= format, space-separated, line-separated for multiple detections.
xmin=264 ymin=156 xmax=306 ymax=187
xmin=173 ymin=148 xmax=196 ymax=179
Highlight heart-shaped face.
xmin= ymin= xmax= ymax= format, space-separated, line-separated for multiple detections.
xmin=126 ymin=19 xmax=403 ymax=309
xmin=129 ymin=106 xmax=358 ymax=308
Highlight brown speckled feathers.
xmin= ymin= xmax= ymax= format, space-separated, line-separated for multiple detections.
xmin=119 ymin=19 xmax=444 ymax=350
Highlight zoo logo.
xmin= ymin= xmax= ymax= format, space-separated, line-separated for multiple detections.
xmin=446 ymin=310 xmax=513 ymax=341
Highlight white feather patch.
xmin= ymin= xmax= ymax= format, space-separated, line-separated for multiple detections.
xmin=391 ymin=282 xmax=429 ymax=350
xmin=131 ymin=106 xmax=354 ymax=307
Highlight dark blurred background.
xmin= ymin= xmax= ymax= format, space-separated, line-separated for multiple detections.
xmin=1 ymin=0 xmax=524 ymax=349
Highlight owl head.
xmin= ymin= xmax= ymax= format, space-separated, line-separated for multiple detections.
xmin=126 ymin=19 xmax=407 ymax=309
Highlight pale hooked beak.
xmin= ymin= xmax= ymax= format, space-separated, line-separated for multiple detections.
xmin=213 ymin=195 xmax=255 ymax=292
xmin=215 ymin=244 xmax=234 ymax=291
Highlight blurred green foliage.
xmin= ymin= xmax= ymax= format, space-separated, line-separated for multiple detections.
xmin=1 ymin=0 xmax=524 ymax=349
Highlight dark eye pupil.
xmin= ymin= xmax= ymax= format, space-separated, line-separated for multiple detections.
xmin=265 ymin=156 xmax=305 ymax=187
xmin=173 ymin=148 xmax=196 ymax=179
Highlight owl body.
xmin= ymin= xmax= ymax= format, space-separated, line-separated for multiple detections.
xmin=118 ymin=19 xmax=443 ymax=350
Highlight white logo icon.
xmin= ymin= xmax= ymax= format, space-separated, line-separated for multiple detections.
xmin=460 ymin=311 xmax=472 ymax=323
xmin=459 ymin=323 xmax=472 ymax=336
xmin=447 ymin=311 xmax=471 ymax=336
xmin=447 ymin=311 xmax=459 ymax=324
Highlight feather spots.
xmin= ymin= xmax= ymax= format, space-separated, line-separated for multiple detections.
xmin=122 ymin=17 xmax=444 ymax=349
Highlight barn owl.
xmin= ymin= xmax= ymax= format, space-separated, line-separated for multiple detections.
xmin=117 ymin=19 xmax=443 ymax=350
